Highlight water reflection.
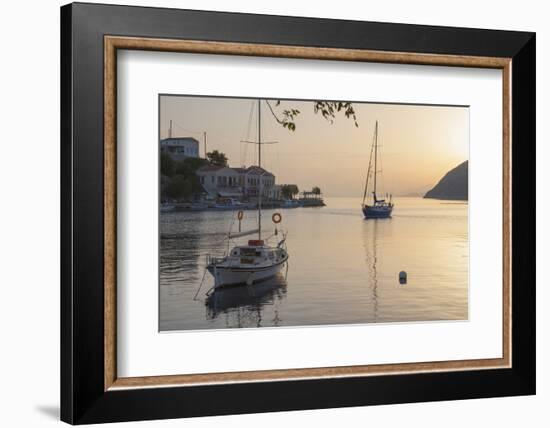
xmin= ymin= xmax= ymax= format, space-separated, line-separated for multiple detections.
xmin=362 ymin=219 xmax=380 ymax=321
xmin=159 ymin=197 xmax=469 ymax=331
xmin=205 ymin=274 xmax=288 ymax=328
xmin=160 ymin=211 xmax=236 ymax=288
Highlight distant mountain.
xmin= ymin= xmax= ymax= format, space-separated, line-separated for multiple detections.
xmin=398 ymin=184 xmax=434 ymax=198
xmin=424 ymin=161 xmax=468 ymax=201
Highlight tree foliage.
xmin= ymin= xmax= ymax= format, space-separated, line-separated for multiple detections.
xmin=175 ymin=157 xmax=208 ymax=176
xmin=281 ymin=184 xmax=300 ymax=200
xmin=160 ymin=152 xmax=175 ymax=177
xmin=266 ymin=100 xmax=358 ymax=132
xmin=311 ymin=186 xmax=321 ymax=195
xmin=206 ymin=150 xmax=228 ymax=166
xmin=165 ymin=175 xmax=193 ymax=200
xmin=161 ymin=156 xmax=209 ymax=200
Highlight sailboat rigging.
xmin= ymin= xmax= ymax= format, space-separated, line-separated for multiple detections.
xmin=362 ymin=120 xmax=394 ymax=219
xmin=205 ymin=99 xmax=289 ymax=288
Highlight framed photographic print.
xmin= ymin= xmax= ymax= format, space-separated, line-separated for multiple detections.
xmin=61 ymin=2 xmax=535 ymax=424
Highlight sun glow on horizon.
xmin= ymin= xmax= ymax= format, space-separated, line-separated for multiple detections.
xmin=160 ymin=96 xmax=469 ymax=197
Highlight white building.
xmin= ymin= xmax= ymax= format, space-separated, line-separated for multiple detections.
xmin=196 ymin=164 xmax=277 ymax=199
xmin=239 ymin=166 xmax=276 ymax=199
xmin=196 ymin=165 xmax=242 ymax=198
xmin=160 ymin=137 xmax=199 ymax=160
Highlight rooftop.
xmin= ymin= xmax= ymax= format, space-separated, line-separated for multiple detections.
xmin=243 ymin=166 xmax=274 ymax=177
xmin=196 ymin=164 xmax=227 ymax=172
xmin=161 ymin=137 xmax=199 ymax=145
xmin=197 ymin=165 xmax=275 ymax=176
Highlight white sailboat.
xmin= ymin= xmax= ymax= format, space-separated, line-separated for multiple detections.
xmin=206 ymin=100 xmax=289 ymax=288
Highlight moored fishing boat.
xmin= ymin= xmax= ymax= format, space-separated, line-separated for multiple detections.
xmin=281 ymin=199 xmax=300 ymax=208
xmin=207 ymin=236 xmax=288 ymax=287
xmin=160 ymin=202 xmax=176 ymax=213
xmin=206 ymin=99 xmax=290 ymax=289
xmin=212 ymin=197 xmax=246 ymax=210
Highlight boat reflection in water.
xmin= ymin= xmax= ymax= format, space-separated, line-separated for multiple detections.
xmin=205 ymin=273 xmax=288 ymax=328
xmin=362 ymin=219 xmax=380 ymax=321
xmin=160 ymin=197 xmax=468 ymax=331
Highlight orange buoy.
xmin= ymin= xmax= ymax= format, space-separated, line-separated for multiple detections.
xmin=272 ymin=212 xmax=282 ymax=224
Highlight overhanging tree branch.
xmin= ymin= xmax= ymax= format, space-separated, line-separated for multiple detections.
xmin=264 ymin=99 xmax=359 ymax=131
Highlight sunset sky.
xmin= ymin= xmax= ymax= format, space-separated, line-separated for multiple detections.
xmin=160 ymin=95 xmax=469 ymax=197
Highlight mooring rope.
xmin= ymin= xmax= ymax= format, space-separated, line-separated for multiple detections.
xmin=193 ymin=269 xmax=208 ymax=301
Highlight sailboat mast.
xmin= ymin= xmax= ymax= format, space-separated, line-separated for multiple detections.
xmin=373 ymin=120 xmax=378 ymax=202
xmin=362 ymin=123 xmax=376 ymax=206
xmin=258 ymin=99 xmax=262 ymax=168
xmin=258 ymin=99 xmax=262 ymax=240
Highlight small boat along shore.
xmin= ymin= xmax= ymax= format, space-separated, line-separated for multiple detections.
xmin=162 ymin=195 xmax=325 ymax=212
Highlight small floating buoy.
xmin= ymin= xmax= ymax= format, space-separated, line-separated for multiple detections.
xmin=399 ymin=271 xmax=407 ymax=284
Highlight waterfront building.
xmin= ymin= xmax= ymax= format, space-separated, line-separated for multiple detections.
xmin=239 ymin=166 xmax=275 ymax=199
xmin=196 ymin=164 xmax=277 ymax=200
xmin=271 ymin=184 xmax=283 ymax=200
xmin=160 ymin=137 xmax=200 ymax=160
xmin=196 ymin=165 xmax=243 ymax=198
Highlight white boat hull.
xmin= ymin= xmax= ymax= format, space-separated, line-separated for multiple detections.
xmin=208 ymin=259 xmax=287 ymax=288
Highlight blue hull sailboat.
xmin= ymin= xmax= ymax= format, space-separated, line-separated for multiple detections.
xmin=361 ymin=121 xmax=394 ymax=219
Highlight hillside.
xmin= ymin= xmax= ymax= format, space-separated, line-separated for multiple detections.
xmin=424 ymin=161 xmax=468 ymax=201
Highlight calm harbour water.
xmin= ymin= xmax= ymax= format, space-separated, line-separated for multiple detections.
xmin=159 ymin=197 xmax=468 ymax=331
